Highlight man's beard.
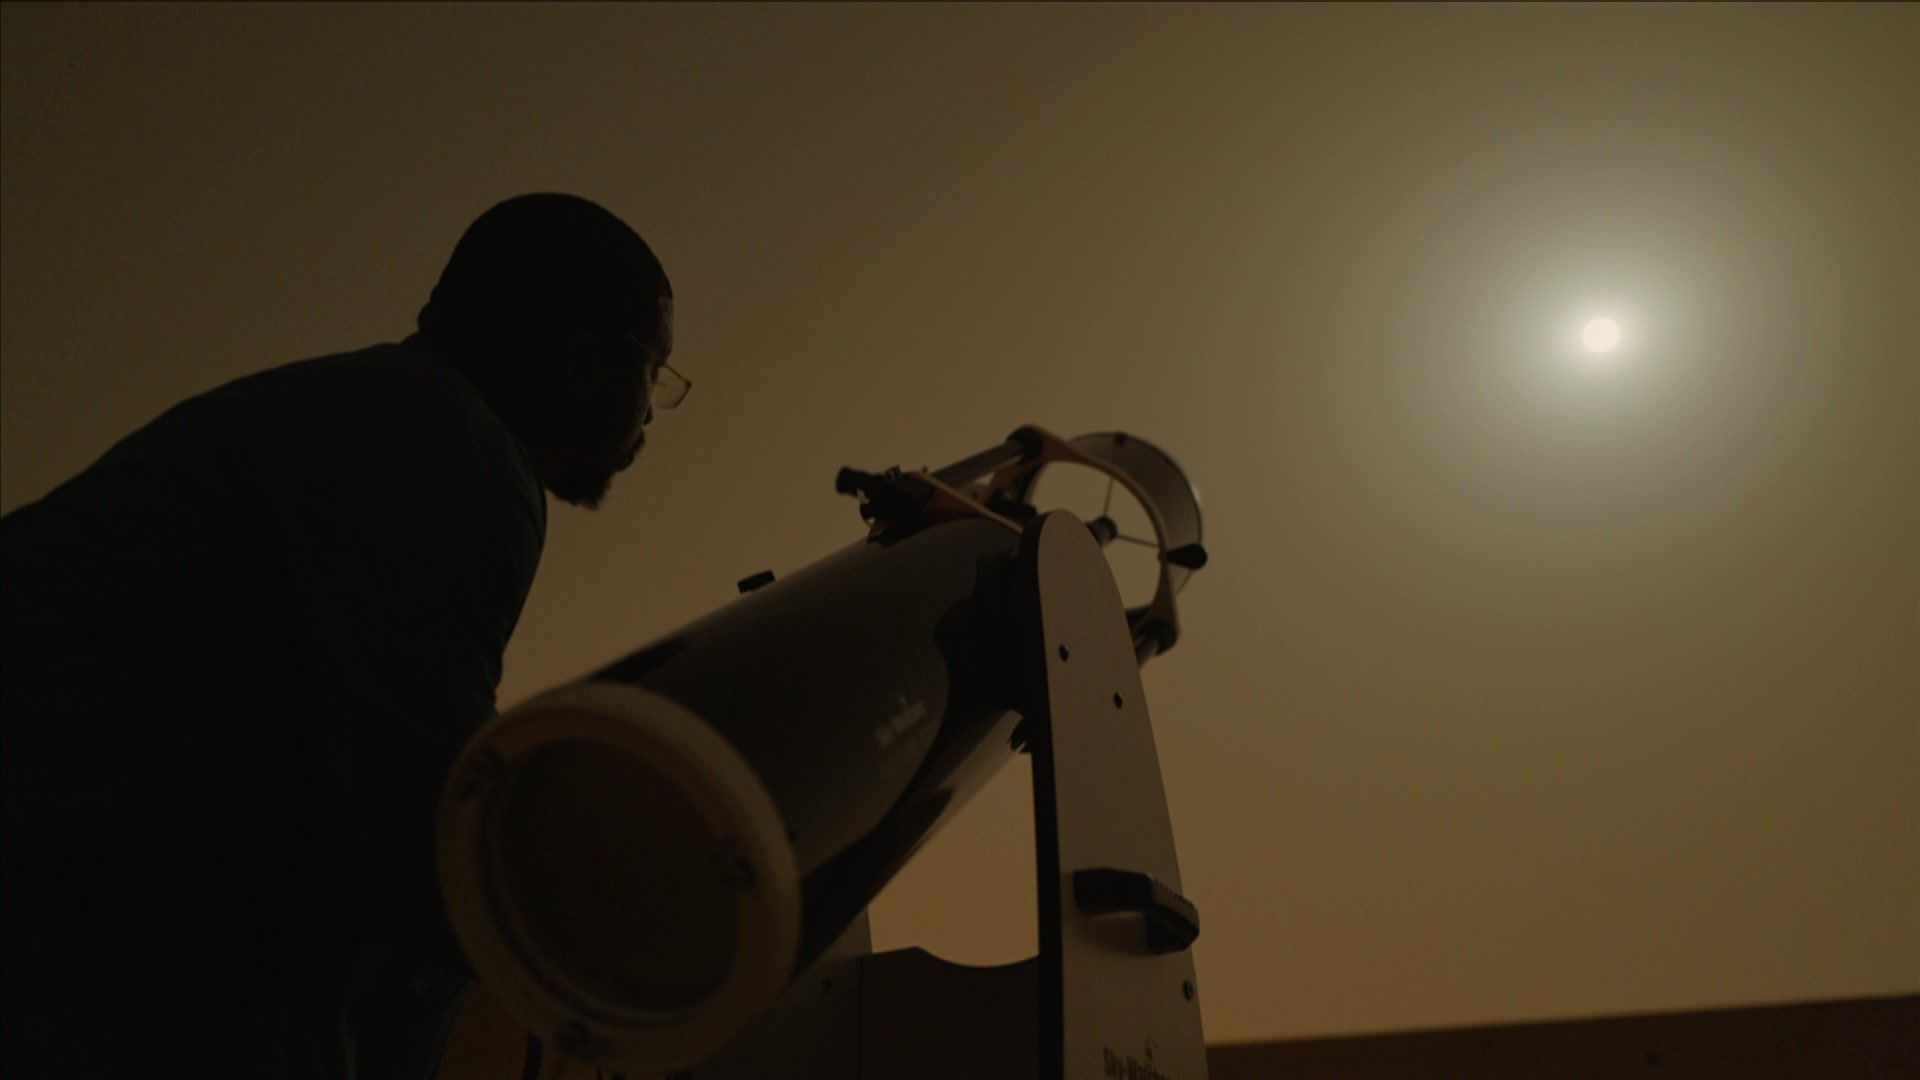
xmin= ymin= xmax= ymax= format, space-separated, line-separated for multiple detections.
xmin=549 ymin=466 xmax=615 ymax=509
xmin=544 ymin=434 xmax=642 ymax=509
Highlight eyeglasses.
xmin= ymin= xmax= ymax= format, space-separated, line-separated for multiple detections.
xmin=652 ymin=360 xmax=691 ymax=410
xmin=620 ymin=331 xmax=691 ymax=409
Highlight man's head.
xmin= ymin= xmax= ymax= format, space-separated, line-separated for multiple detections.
xmin=417 ymin=194 xmax=675 ymax=509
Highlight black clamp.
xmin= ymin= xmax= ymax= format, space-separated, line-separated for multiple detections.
xmin=1164 ymin=543 xmax=1208 ymax=570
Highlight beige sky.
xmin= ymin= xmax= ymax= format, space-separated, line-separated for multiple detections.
xmin=3 ymin=2 xmax=1915 ymax=1045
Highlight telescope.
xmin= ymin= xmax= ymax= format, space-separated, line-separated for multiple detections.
xmin=437 ymin=426 xmax=1210 ymax=1079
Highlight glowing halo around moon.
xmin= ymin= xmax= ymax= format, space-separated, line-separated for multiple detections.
xmin=1582 ymin=316 xmax=1623 ymax=354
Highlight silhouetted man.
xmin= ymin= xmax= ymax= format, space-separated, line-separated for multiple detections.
xmin=0 ymin=193 xmax=682 ymax=1078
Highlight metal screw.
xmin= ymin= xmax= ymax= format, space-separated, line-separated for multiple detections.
xmin=1113 ymin=692 xmax=1125 ymax=708
xmin=1182 ymin=979 xmax=1196 ymax=1001
xmin=1058 ymin=644 xmax=1071 ymax=661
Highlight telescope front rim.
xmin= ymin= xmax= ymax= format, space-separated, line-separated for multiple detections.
xmin=438 ymin=679 xmax=803 ymax=1070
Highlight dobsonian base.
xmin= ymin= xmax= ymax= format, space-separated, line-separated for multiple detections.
xmin=1018 ymin=509 xmax=1207 ymax=1080
xmin=652 ymin=511 xmax=1207 ymax=1080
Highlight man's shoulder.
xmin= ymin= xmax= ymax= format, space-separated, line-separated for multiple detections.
xmin=130 ymin=344 xmax=541 ymax=535
xmin=226 ymin=344 xmax=523 ymax=461
xmin=229 ymin=343 xmax=483 ymax=418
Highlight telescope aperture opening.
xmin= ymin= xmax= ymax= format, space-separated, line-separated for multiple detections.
xmin=495 ymin=738 xmax=741 ymax=1012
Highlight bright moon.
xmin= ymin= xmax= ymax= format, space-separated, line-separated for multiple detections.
xmin=1582 ymin=317 xmax=1622 ymax=353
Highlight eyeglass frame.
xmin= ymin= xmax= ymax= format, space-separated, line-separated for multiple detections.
xmin=620 ymin=331 xmax=690 ymax=410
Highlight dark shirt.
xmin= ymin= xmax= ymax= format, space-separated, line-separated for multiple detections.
xmin=0 ymin=342 xmax=545 ymax=1078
